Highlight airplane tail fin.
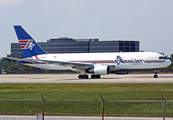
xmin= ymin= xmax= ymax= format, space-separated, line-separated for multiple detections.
xmin=14 ymin=26 xmax=47 ymax=58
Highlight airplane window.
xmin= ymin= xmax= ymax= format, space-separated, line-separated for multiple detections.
xmin=159 ymin=56 xmax=169 ymax=59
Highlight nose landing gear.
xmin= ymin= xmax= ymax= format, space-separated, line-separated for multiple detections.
xmin=153 ymin=71 xmax=158 ymax=78
xmin=154 ymin=74 xmax=158 ymax=78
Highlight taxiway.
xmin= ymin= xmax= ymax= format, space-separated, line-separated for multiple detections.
xmin=0 ymin=74 xmax=172 ymax=83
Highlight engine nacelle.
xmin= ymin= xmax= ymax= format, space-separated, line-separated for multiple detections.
xmin=88 ymin=65 xmax=110 ymax=75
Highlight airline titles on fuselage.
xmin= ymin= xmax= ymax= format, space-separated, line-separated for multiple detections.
xmin=114 ymin=56 xmax=143 ymax=65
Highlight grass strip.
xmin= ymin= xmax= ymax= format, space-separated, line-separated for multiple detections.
xmin=0 ymin=83 xmax=173 ymax=116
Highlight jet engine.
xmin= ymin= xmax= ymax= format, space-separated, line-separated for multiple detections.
xmin=87 ymin=65 xmax=110 ymax=75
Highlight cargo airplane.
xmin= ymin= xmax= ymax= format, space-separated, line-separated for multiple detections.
xmin=4 ymin=26 xmax=172 ymax=79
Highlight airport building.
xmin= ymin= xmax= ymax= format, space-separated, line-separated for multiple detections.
xmin=11 ymin=38 xmax=139 ymax=57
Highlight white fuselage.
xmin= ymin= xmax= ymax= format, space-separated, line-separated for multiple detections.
xmin=22 ymin=52 xmax=171 ymax=72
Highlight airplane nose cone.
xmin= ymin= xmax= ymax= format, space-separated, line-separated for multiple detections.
xmin=167 ymin=60 xmax=172 ymax=66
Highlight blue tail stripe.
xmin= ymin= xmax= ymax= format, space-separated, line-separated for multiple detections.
xmin=14 ymin=26 xmax=32 ymax=40
xmin=20 ymin=43 xmax=27 ymax=45
xmin=14 ymin=26 xmax=47 ymax=58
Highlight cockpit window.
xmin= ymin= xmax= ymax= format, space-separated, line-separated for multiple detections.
xmin=159 ymin=56 xmax=169 ymax=59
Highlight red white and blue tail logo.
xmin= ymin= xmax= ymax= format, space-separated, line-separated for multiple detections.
xmin=19 ymin=39 xmax=35 ymax=50
xmin=14 ymin=25 xmax=47 ymax=58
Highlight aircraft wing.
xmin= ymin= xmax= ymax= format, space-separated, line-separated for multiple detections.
xmin=4 ymin=57 xmax=94 ymax=70
xmin=3 ymin=57 xmax=36 ymax=63
xmin=35 ymin=59 xmax=94 ymax=70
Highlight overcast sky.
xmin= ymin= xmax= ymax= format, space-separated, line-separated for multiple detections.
xmin=0 ymin=0 xmax=173 ymax=57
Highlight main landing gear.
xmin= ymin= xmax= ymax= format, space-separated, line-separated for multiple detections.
xmin=78 ymin=75 xmax=88 ymax=79
xmin=91 ymin=75 xmax=101 ymax=79
xmin=153 ymin=71 xmax=158 ymax=78
xmin=78 ymin=75 xmax=101 ymax=79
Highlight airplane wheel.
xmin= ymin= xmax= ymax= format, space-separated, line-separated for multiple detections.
xmin=84 ymin=75 xmax=88 ymax=79
xmin=78 ymin=75 xmax=88 ymax=79
xmin=154 ymin=74 xmax=158 ymax=78
xmin=91 ymin=75 xmax=101 ymax=79
xmin=78 ymin=75 xmax=84 ymax=79
xmin=96 ymin=75 xmax=101 ymax=78
xmin=91 ymin=75 xmax=96 ymax=79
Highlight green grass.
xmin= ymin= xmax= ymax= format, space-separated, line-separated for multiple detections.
xmin=0 ymin=83 xmax=173 ymax=116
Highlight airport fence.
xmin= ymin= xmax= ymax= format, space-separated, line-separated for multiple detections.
xmin=0 ymin=96 xmax=173 ymax=120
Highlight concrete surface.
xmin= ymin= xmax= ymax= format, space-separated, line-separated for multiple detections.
xmin=0 ymin=74 xmax=172 ymax=83
xmin=0 ymin=115 xmax=172 ymax=120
